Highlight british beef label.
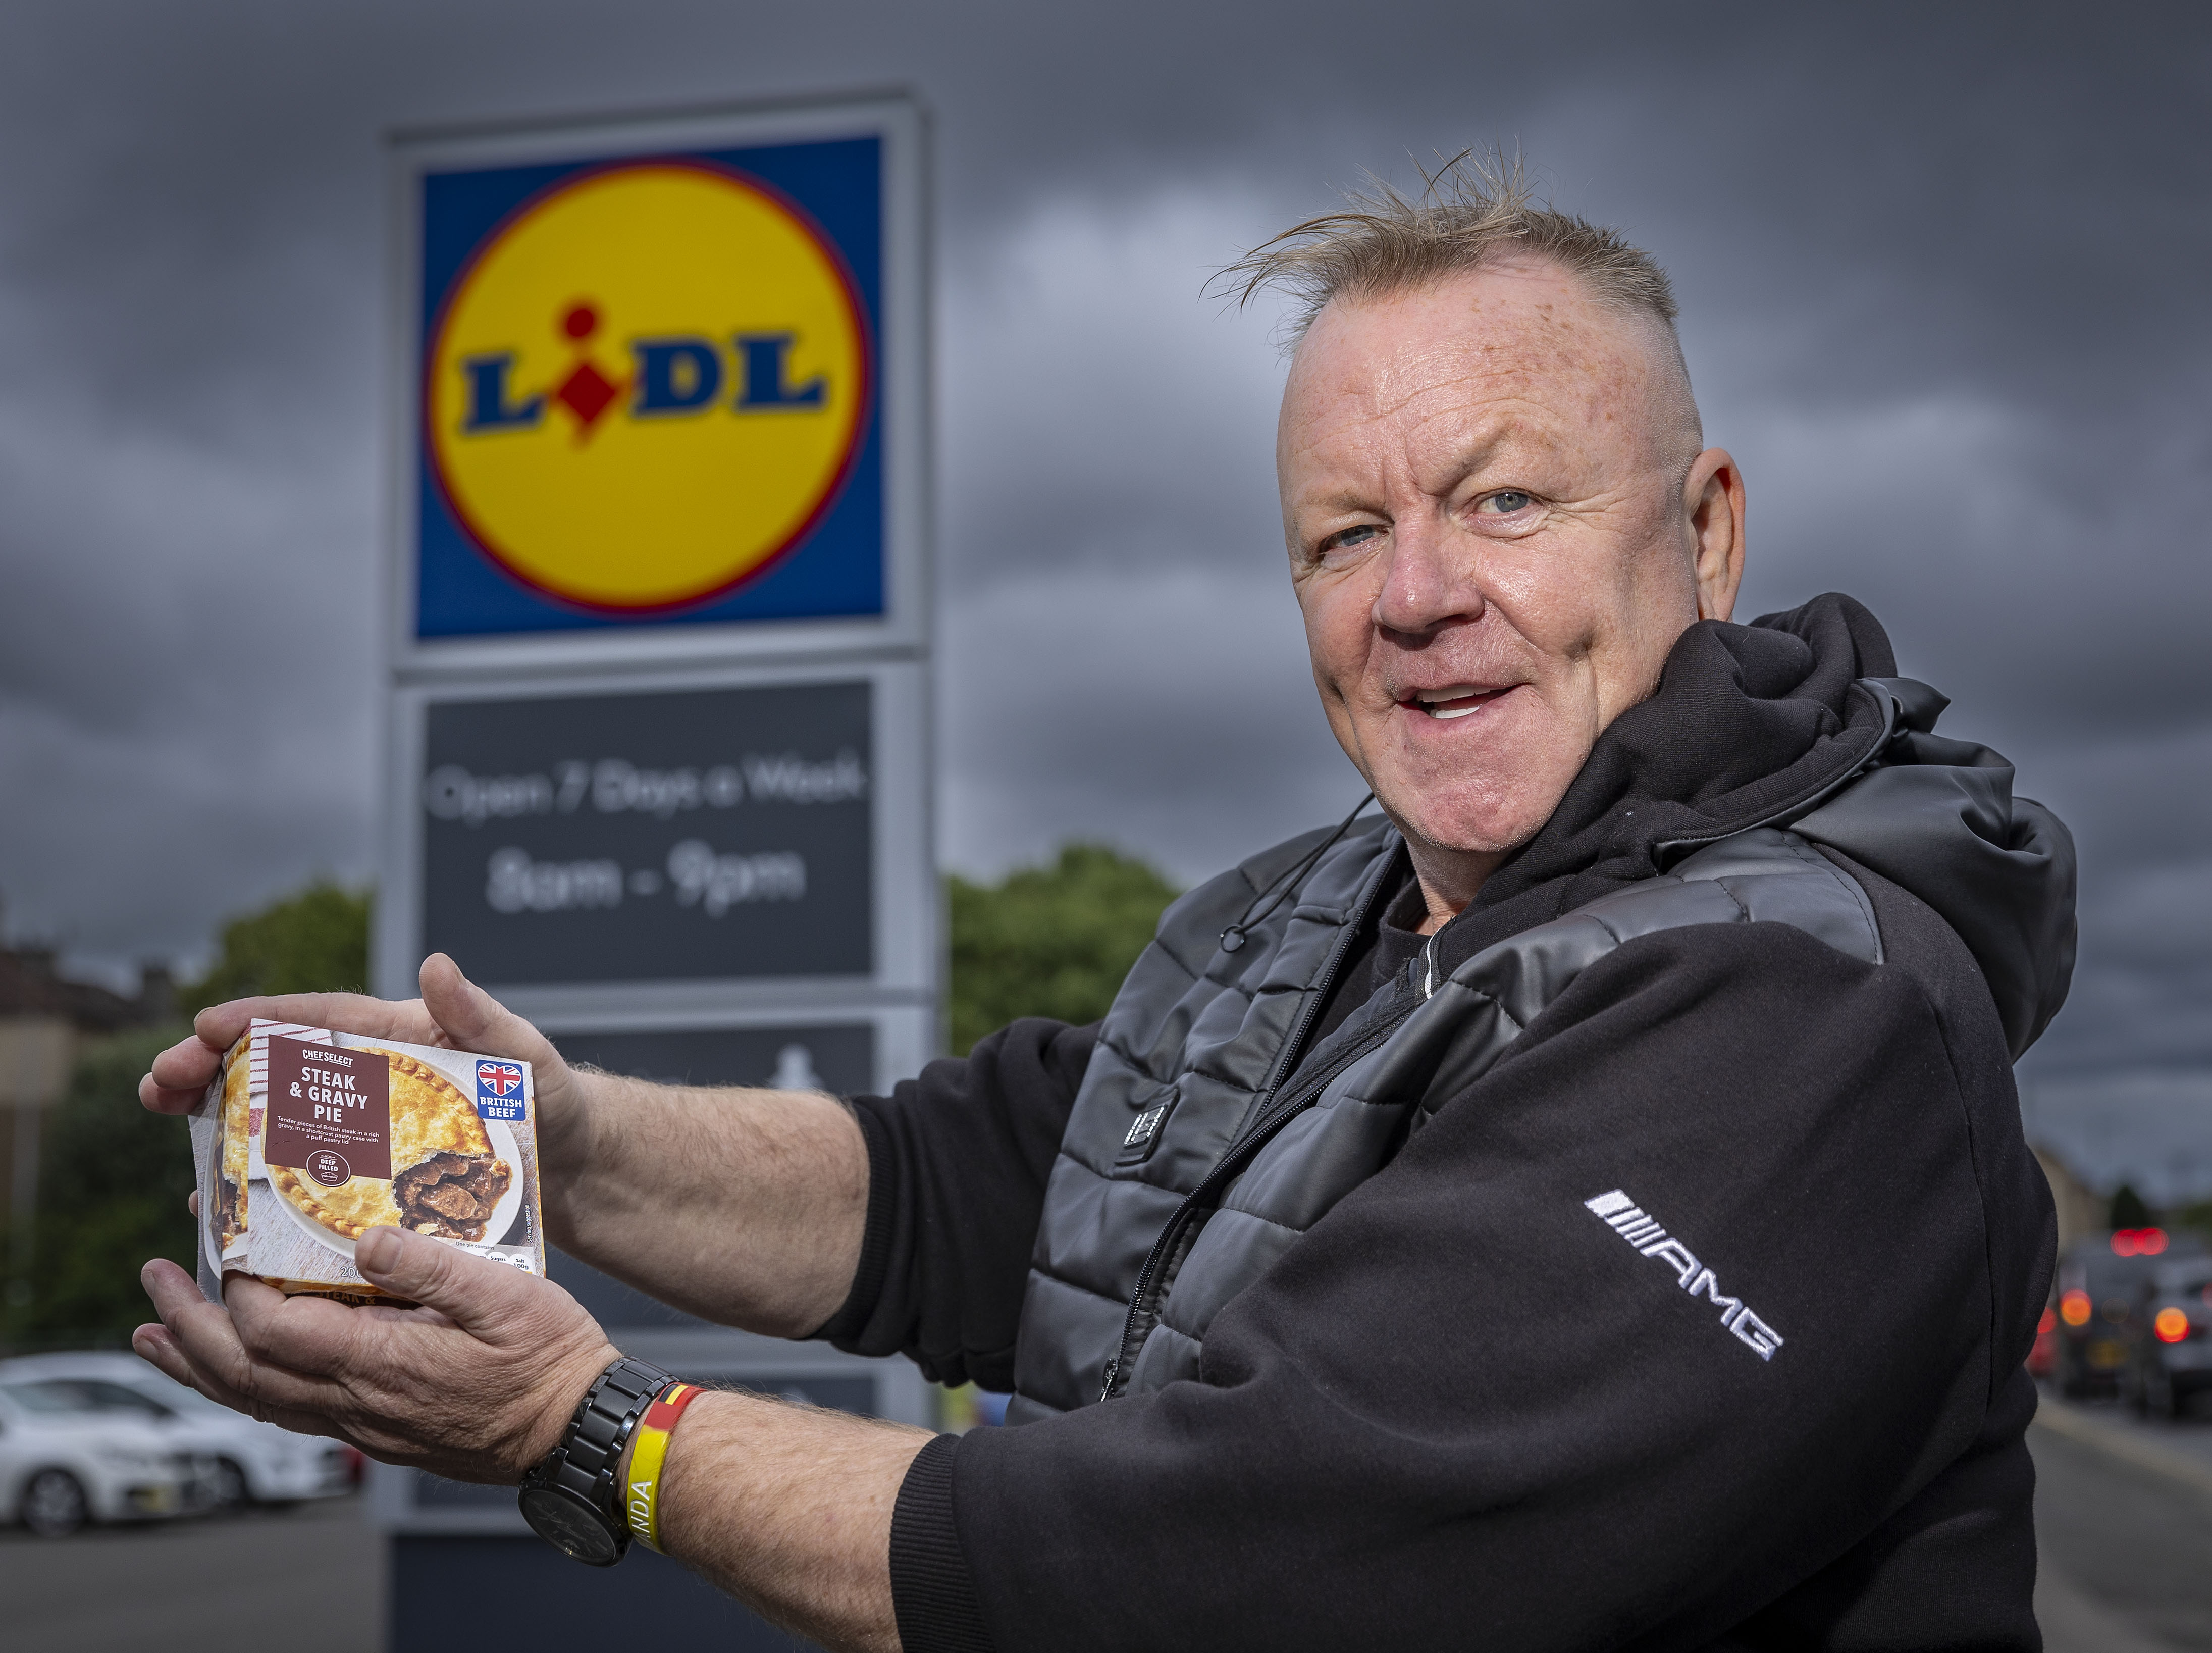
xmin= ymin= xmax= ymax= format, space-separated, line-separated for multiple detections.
xmin=265 ymin=1037 xmax=392 ymax=1186
xmin=474 ymin=1059 xmax=528 ymax=1121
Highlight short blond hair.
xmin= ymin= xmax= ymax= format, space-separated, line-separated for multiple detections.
xmin=1221 ymin=151 xmax=1680 ymax=343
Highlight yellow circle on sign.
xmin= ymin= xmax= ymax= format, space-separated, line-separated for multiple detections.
xmin=427 ymin=162 xmax=867 ymax=612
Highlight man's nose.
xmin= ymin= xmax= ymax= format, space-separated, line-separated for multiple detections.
xmin=1371 ymin=521 xmax=1484 ymax=638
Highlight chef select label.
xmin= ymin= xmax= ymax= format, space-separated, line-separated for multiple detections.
xmin=265 ymin=1038 xmax=391 ymax=1183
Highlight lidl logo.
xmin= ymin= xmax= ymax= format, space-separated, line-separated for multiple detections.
xmin=426 ymin=161 xmax=867 ymax=614
xmin=412 ymin=136 xmax=886 ymax=636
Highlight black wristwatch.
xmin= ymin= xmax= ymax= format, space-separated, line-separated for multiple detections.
xmin=517 ymin=1355 xmax=674 ymax=1566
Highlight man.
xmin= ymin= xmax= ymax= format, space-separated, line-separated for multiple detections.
xmin=137 ymin=165 xmax=2074 ymax=1651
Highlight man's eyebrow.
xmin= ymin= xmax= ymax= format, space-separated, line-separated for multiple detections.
xmin=1290 ymin=416 xmax=1542 ymax=514
xmin=1297 ymin=488 xmax=1384 ymax=517
xmin=1419 ymin=410 xmax=1540 ymax=483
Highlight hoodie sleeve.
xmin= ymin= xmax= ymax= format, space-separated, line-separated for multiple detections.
xmin=892 ymin=896 xmax=2053 ymax=1651
xmin=814 ymin=1017 xmax=1096 ymax=1391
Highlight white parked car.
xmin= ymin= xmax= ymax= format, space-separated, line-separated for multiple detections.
xmin=0 ymin=1381 xmax=201 ymax=1536
xmin=0 ymin=1353 xmax=355 ymax=1509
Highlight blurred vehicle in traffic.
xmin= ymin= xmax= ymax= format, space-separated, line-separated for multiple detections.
xmin=0 ymin=1352 xmax=354 ymax=1509
xmin=2028 ymin=1303 xmax=2057 ymax=1380
xmin=0 ymin=1380 xmax=205 ymax=1536
xmin=2051 ymin=1228 xmax=2208 ymax=1398
xmin=2123 ymin=1255 xmax=2212 ymax=1419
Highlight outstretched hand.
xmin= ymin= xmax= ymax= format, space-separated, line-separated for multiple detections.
xmin=138 ymin=953 xmax=592 ymax=1167
xmin=134 ymin=1224 xmax=619 ymax=1483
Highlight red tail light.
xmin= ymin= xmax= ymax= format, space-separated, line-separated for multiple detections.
xmin=2038 ymin=1307 xmax=2057 ymax=1335
xmin=2155 ymin=1307 xmax=2191 ymax=1344
xmin=2113 ymin=1228 xmax=2169 ymax=1257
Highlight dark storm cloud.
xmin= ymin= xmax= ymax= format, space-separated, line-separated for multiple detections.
xmin=0 ymin=0 xmax=2206 ymax=1104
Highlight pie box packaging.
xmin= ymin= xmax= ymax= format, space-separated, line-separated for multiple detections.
xmin=189 ymin=1019 xmax=545 ymax=1307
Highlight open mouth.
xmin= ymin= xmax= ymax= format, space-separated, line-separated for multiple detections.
xmin=1402 ymin=685 xmax=1512 ymax=721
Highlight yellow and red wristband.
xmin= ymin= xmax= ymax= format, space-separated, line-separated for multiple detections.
xmin=622 ymin=1380 xmax=705 ymax=1553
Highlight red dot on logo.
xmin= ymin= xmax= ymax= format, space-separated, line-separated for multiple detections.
xmin=561 ymin=302 xmax=599 ymax=340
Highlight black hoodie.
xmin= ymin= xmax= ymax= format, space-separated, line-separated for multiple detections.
xmin=825 ymin=596 xmax=2073 ymax=1652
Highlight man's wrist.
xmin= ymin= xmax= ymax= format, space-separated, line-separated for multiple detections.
xmin=534 ymin=1063 xmax=612 ymax=1182
xmin=516 ymin=1338 xmax=626 ymax=1472
xmin=517 ymin=1355 xmax=676 ymax=1566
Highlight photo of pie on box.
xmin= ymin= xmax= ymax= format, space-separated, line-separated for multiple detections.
xmin=269 ymin=1049 xmax=514 ymax=1245
xmin=212 ymin=1034 xmax=253 ymax=1251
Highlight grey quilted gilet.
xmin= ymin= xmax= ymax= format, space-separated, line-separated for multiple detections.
xmin=1004 ymin=819 xmax=1886 ymax=1425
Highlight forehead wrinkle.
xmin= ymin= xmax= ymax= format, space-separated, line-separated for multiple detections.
xmin=1287 ymin=353 xmax=1558 ymax=461
xmin=1282 ymin=273 xmax=1694 ymax=512
xmin=1286 ymin=398 xmax=1587 ymax=520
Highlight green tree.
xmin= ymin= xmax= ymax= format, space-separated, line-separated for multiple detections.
xmin=186 ymin=880 xmax=370 ymax=1013
xmin=4 ymin=881 xmax=373 ymax=1348
xmin=2110 ymin=1183 xmax=2154 ymax=1230
xmin=947 ymin=844 xmax=1180 ymax=1056
xmin=13 ymin=1026 xmax=196 ymax=1347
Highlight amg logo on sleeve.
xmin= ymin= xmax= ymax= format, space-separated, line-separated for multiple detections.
xmin=1584 ymin=1190 xmax=1785 ymax=1361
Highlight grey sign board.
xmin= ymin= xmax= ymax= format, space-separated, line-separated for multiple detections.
xmin=550 ymin=1022 xmax=875 ymax=1095
xmin=366 ymin=95 xmax=936 ymax=1647
xmin=418 ymin=681 xmax=872 ymax=987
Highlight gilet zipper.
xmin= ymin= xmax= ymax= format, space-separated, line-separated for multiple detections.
xmin=1095 ymin=841 xmax=1404 ymax=1403
xmin=1097 ymin=979 xmax=1415 ymax=1402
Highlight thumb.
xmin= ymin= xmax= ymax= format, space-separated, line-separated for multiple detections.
xmin=355 ymin=1225 xmax=538 ymax=1336
xmin=418 ymin=954 xmax=560 ymax=1071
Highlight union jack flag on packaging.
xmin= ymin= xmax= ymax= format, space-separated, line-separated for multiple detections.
xmin=476 ymin=1059 xmax=529 ymax=1120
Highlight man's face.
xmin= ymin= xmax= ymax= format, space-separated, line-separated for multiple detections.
xmin=1278 ymin=260 xmax=1743 ymax=911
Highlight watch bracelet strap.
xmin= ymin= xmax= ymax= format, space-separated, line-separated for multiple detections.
xmin=524 ymin=1355 xmax=675 ymax=1526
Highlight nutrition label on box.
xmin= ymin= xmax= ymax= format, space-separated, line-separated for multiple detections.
xmin=265 ymin=1038 xmax=392 ymax=1186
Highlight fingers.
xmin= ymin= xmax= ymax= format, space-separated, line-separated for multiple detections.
xmin=418 ymin=955 xmax=564 ymax=1071
xmin=188 ymin=1190 xmax=201 ymax=1218
xmin=224 ymin=1272 xmax=401 ymax=1383
xmin=146 ymin=988 xmax=448 ymax=1114
xmin=149 ymin=983 xmax=460 ymax=1117
xmin=144 ymin=1244 xmax=613 ymax=1483
xmin=131 ymin=1322 xmax=192 ymax=1385
xmin=140 ymin=1262 xmax=345 ymax=1425
xmin=141 ymin=1257 xmax=212 ymax=1323
xmin=352 ymin=1224 xmax=543 ymax=1337
xmin=142 ymin=1031 xmax=223 ymax=1114
xmin=192 ymin=990 xmax=441 ymax=1055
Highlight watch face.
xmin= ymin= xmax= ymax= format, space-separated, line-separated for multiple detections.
xmin=519 ymin=1484 xmax=625 ymax=1567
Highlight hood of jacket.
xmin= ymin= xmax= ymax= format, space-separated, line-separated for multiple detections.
xmin=1430 ymin=592 xmax=2075 ymax=1057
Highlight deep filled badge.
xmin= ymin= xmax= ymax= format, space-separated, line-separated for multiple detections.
xmin=426 ymin=160 xmax=871 ymax=614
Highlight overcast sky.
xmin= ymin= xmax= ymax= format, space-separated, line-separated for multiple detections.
xmin=0 ymin=0 xmax=2205 ymax=1095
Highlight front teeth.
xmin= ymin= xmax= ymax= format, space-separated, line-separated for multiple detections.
xmin=1414 ymin=687 xmax=1493 ymax=720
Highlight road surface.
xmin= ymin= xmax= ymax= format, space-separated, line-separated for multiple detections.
xmin=2 ymin=1392 xmax=2209 ymax=1651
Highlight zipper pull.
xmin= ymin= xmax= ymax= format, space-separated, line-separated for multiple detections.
xmin=1422 ymin=932 xmax=1440 ymax=1000
xmin=1098 ymin=1358 xmax=1120 ymax=1403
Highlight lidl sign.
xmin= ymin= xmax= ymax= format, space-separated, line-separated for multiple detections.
xmin=412 ymin=135 xmax=883 ymax=637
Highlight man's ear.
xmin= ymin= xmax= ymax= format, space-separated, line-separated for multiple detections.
xmin=1684 ymin=447 xmax=1746 ymax=622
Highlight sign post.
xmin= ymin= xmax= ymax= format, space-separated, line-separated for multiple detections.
xmin=371 ymin=95 xmax=932 ymax=1646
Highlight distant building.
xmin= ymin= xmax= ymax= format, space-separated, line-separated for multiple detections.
xmin=2032 ymin=1144 xmax=2106 ymax=1257
xmin=2021 ymin=1072 xmax=2212 ymax=1229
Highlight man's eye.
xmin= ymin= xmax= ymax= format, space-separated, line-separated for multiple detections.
xmin=1479 ymin=490 xmax=1535 ymax=514
xmin=1319 ymin=525 xmax=1383 ymax=556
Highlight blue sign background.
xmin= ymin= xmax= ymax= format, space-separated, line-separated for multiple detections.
xmin=414 ymin=136 xmax=884 ymax=639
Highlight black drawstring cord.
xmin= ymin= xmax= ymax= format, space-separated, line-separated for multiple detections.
xmin=1219 ymin=793 xmax=1375 ymax=954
